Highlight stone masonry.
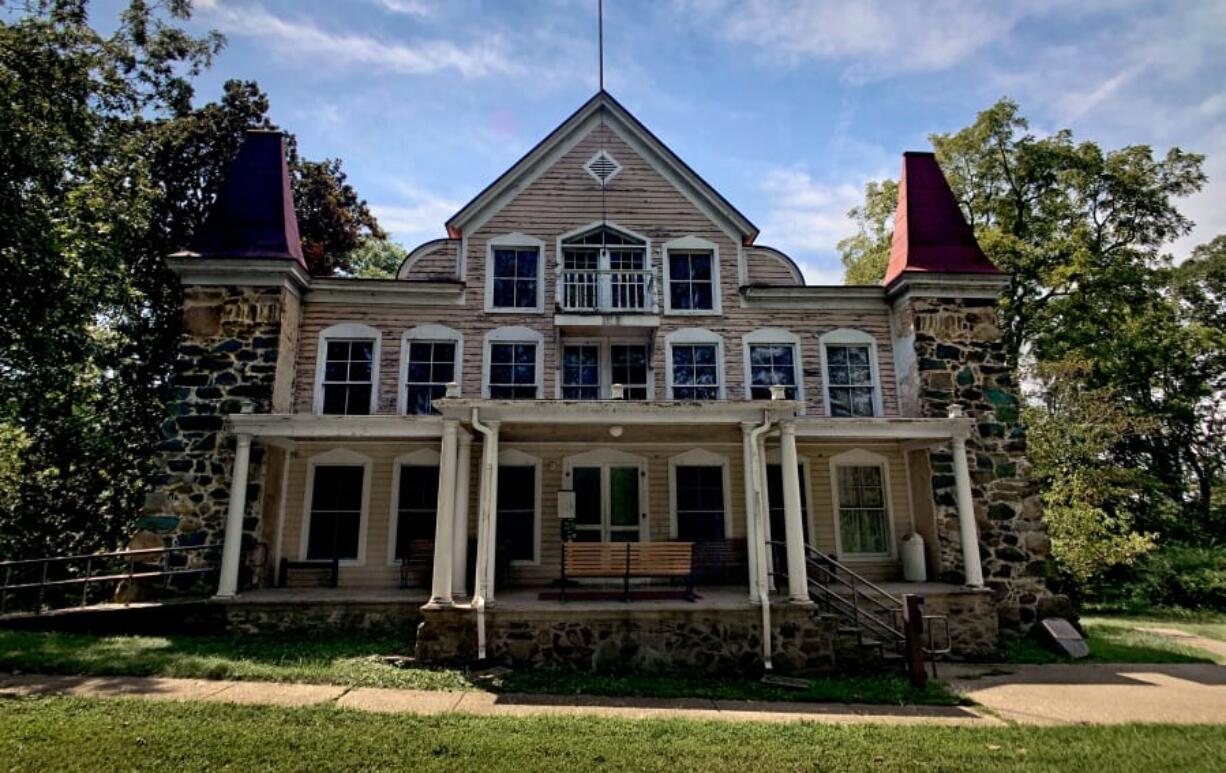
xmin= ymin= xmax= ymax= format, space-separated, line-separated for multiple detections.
xmin=895 ymin=295 xmax=1058 ymax=630
xmin=143 ymin=286 xmax=287 ymax=588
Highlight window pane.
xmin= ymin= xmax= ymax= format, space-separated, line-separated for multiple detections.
xmin=344 ymin=385 xmax=371 ymax=415
xmin=396 ymin=465 xmax=439 ymax=558
xmin=307 ymin=466 xmax=364 ymax=561
xmin=573 ymin=467 xmax=601 ymax=526
xmin=837 ymin=465 xmax=889 ymax=554
xmin=668 ymin=254 xmax=691 ymax=280
xmin=610 ymin=467 xmax=639 ymax=527
xmin=675 ymin=465 xmax=725 ymax=540
xmin=688 ymin=254 xmax=712 ymax=280
xmin=670 ymin=282 xmax=691 ymax=310
xmin=322 ymin=385 xmax=348 ymax=415
xmin=498 ymin=465 xmax=535 ymax=561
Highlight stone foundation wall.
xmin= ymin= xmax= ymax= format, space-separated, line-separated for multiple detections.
xmin=416 ymin=605 xmax=838 ymax=675
xmin=918 ymin=588 xmax=999 ymax=660
xmin=143 ymin=287 xmax=287 ymax=588
xmin=219 ymin=601 xmax=421 ymax=636
xmin=894 ymin=295 xmax=1056 ymax=630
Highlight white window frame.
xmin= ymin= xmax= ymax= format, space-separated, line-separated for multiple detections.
xmin=314 ymin=323 xmax=382 ymax=416
xmin=742 ymin=328 xmax=805 ymax=407
xmin=485 ymin=232 xmax=546 ymax=313
xmin=482 ymin=326 xmax=545 ymax=399
xmin=554 ymin=221 xmax=654 ymax=313
xmin=498 ymin=448 xmax=542 ymax=565
xmin=562 ymin=448 xmax=650 ymax=542
xmin=399 ymin=324 xmax=463 ymax=415
xmin=386 ymin=448 xmax=442 ymax=566
xmin=668 ymin=448 xmax=733 ymax=539
xmin=554 ymin=337 xmax=654 ymax=399
xmin=818 ymin=328 xmax=883 ymax=418
xmin=662 ymin=235 xmax=721 ymax=315
xmin=664 ymin=328 xmax=725 ymax=400
xmin=299 ymin=448 xmax=373 ymax=567
xmin=829 ymin=448 xmax=896 ymax=560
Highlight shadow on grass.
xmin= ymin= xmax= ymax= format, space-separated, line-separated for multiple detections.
xmin=0 ymin=629 xmax=960 ymax=705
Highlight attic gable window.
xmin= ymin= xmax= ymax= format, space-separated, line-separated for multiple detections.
xmin=585 ymin=151 xmax=621 ymax=185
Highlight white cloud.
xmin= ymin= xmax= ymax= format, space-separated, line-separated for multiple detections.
xmin=370 ymin=186 xmax=460 ymax=246
xmin=373 ymin=0 xmax=435 ymax=16
xmin=757 ymin=168 xmax=870 ymax=284
xmin=672 ymin=0 xmax=1085 ymax=79
xmin=198 ymin=2 xmax=516 ymax=78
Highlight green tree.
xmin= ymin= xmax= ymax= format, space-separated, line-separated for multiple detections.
xmin=837 ymin=179 xmax=897 ymax=285
xmin=344 ymin=237 xmax=408 ymax=279
xmin=0 ymin=2 xmax=383 ymax=559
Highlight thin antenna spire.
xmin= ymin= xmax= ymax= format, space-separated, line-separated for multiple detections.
xmin=598 ymin=0 xmax=604 ymax=91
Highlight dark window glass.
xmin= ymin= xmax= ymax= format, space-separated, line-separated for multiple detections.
xmin=749 ymin=344 xmax=798 ymax=400
xmin=837 ymin=466 xmax=889 ymax=554
xmin=610 ymin=344 xmax=649 ymax=399
xmin=766 ymin=463 xmax=809 ymax=544
xmin=498 ymin=465 xmax=536 ymax=562
xmin=321 ymin=339 xmax=375 ymax=415
xmin=671 ymin=343 xmax=719 ymax=399
xmin=675 ymin=465 xmax=725 ymax=540
xmin=394 ymin=465 xmax=439 ymax=560
xmin=562 ymin=344 xmax=600 ymax=399
xmin=405 ymin=341 xmax=456 ymax=415
xmin=491 ymin=248 xmax=539 ymax=308
xmin=668 ymin=251 xmax=714 ymax=310
xmin=826 ymin=344 xmax=876 ymax=417
xmin=306 ymin=466 xmax=364 ymax=560
xmin=489 ymin=343 xmax=537 ymax=399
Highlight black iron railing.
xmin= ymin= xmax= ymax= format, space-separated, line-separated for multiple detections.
xmin=767 ymin=540 xmax=950 ymax=684
xmin=0 ymin=543 xmax=221 ymax=615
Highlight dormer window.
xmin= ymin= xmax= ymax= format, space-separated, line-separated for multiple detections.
xmin=558 ymin=224 xmax=651 ymax=312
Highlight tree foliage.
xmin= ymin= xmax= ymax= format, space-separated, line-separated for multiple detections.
xmin=838 ymin=98 xmax=1225 ymax=583
xmin=343 ymin=237 xmax=408 ymax=279
xmin=837 ymin=179 xmax=897 ymax=285
xmin=0 ymin=2 xmax=382 ymax=559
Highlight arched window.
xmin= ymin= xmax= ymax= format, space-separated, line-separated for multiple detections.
xmin=558 ymin=223 xmax=652 ymax=312
xmin=400 ymin=325 xmax=462 ymax=415
xmin=818 ymin=329 xmax=882 ymax=417
xmin=314 ymin=323 xmax=381 ymax=415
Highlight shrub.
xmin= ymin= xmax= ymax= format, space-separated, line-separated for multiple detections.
xmin=1098 ymin=544 xmax=1226 ymax=612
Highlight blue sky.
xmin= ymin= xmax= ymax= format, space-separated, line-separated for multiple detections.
xmin=159 ymin=2 xmax=1226 ymax=281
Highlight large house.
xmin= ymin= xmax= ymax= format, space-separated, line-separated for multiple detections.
xmin=155 ymin=91 xmax=1058 ymax=672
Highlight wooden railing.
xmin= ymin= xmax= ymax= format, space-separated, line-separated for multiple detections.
xmin=0 ymin=544 xmax=220 ymax=615
xmin=559 ymin=269 xmax=655 ymax=312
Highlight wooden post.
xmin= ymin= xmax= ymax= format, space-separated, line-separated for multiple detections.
xmin=902 ymin=593 xmax=927 ymax=688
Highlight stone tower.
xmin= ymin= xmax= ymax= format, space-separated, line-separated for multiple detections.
xmin=885 ymin=152 xmax=1059 ymax=630
xmin=146 ymin=131 xmax=306 ymax=590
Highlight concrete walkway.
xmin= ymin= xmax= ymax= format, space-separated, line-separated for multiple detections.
xmin=4 ymin=664 xmax=1226 ymax=726
xmin=0 ymin=672 xmax=993 ymax=726
xmin=1137 ymin=627 xmax=1226 ymax=663
xmin=945 ymin=662 xmax=1226 ymax=725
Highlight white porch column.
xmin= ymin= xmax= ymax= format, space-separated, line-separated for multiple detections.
xmin=215 ymin=433 xmax=253 ymax=598
xmin=951 ymin=435 xmax=985 ymax=588
xmin=740 ymin=422 xmax=760 ymax=601
xmin=451 ymin=431 xmax=472 ymax=598
xmin=779 ymin=422 xmax=810 ymax=603
xmin=428 ymin=420 xmax=459 ymax=606
xmin=481 ymin=421 xmax=500 ymax=604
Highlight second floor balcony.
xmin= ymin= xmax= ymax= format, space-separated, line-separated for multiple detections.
xmin=558 ymin=268 xmax=657 ymax=313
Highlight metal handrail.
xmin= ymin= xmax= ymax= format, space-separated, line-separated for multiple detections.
xmin=0 ymin=543 xmax=221 ymax=615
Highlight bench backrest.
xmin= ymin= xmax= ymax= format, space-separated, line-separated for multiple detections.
xmin=562 ymin=542 xmax=693 ymax=577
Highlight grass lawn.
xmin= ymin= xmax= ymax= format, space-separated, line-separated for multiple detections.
xmin=1005 ymin=617 xmax=1221 ymax=664
xmin=0 ymin=629 xmax=958 ymax=705
xmin=1082 ymin=613 xmax=1226 ymax=644
xmin=2 ymin=696 xmax=1225 ymax=772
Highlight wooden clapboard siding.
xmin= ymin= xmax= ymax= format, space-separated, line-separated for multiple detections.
xmin=400 ymin=239 xmax=460 ymax=280
xmin=273 ymin=440 xmax=910 ymax=589
xmin=289 ymin=120 xmax=900 ymax=417
xmin=745 ymin=246 xmax=802 ymax=286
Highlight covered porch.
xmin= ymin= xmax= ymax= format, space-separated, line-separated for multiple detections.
xmin=214 ymin=400 xmax=989 ymax=666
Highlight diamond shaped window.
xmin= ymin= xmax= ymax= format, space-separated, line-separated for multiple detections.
xmin=585 ymin=151 xmax=621 ymax=185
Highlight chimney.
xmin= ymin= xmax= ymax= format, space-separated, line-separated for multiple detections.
xmin=882 ymin=152 xmax=999 ymax=287
xmin=187 ymin=130 xmax=305 ymax=268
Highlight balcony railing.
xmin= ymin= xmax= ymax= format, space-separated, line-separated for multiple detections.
xmin=559 ymin=269 xmax=656 ymax=313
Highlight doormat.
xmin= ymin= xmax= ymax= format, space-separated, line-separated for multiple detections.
xmin=537 ymin=590 xmax=700 ymax=602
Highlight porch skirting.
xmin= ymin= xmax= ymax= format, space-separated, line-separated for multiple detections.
xmin=414 ymin=602 xmax=838 ymax=675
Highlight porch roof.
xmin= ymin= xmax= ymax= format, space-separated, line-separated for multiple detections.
xmin=226 ymin=405 xmax=972 ymax=443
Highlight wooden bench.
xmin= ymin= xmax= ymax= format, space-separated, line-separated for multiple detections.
xmin=278 ymin=557 xmax=338 ymax=588
xmin=560 ymin=542 xmax=694 ymax=602
xmin=398 ymin=539 xmax=434 ymax=589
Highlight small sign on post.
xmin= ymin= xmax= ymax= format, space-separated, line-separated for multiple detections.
xmin=557 ymin=490 xmax=576 ymax=520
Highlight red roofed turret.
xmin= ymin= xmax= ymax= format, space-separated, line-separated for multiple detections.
xmin=882 ymin=152 xmax=999 ymax=286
